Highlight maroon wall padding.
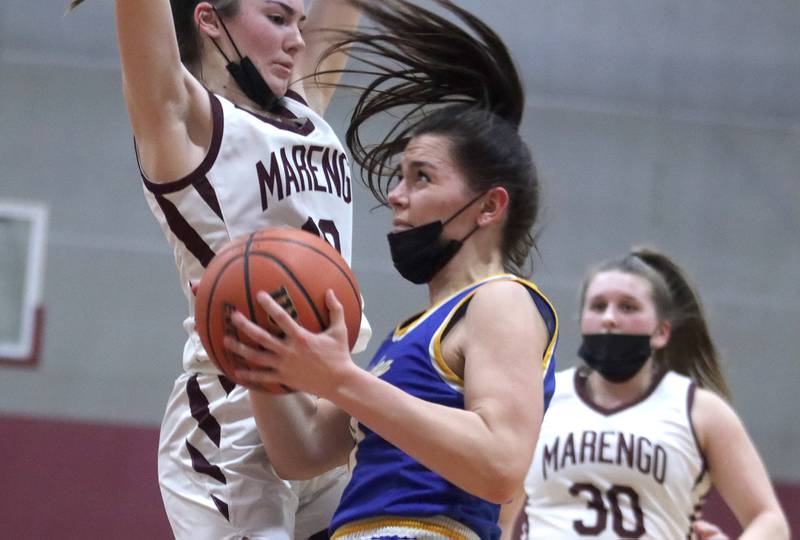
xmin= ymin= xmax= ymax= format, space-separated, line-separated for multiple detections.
xmin=0 ymin=415 xmax=171 ymax=539
xmin=2 ymin=414 xmax=798 ymax=539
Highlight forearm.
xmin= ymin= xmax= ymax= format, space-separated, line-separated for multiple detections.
xmin=498 ymin=484 xmax=526 ymax=540
xmin=298 ymin=0 xmax=362 ymax=112
xmin=250 ymin=390 xmax=352 ymax=480
xmin=330 ymin=367 xmax=535 ymax=503
xmin=115 ymin=0 xmax=193 ymax=134
xmin=739 ymin=510 xmax=790 ymax=539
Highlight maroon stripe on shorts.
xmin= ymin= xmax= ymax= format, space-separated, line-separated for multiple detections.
xmin=219 ymin=376 xmax=236 ymax=395
xmin=211 ymin=494 xmax=230 ymax=521
xmin=186 ymin=375 xmax=222 ymax=447
xmin=154 ymin=194 xmax=216 ymax=267
xmin=185 ymin=441 xmax=226 ymax=484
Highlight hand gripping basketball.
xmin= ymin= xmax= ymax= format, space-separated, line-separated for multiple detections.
xmin=223 ymin=288 xmax=354 ymax=398
xmin=194 ymin=228 xmax=362 ymax=393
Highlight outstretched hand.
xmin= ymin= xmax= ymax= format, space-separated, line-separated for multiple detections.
xmin=692 ymin=519 xmax=729 ymax=540
xmin=224 ymin=289 xmax=354 ymax=398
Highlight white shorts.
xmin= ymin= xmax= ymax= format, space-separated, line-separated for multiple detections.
xmin=158 ymin=371 xmax=348 ymax=540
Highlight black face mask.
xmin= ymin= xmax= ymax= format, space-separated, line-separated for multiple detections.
xmin=210 ymin=8 xmax=279 ymax=110
xmin=387 ymin=193 xmax=483 ymax=284
xmin=578 ymin=333 xmax=652 ymax=383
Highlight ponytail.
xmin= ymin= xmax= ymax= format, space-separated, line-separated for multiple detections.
xmin=631 ymin=248 xmax=731 ymax=400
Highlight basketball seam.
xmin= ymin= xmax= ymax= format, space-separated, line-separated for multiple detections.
xmin=247 ymin=252 xmax=326 ymax=330
xmin=204 ymin=254 xmax=247 ymax=373
xmin=243 ymin=233 xmax=257 ymax=322
xmin=248 ymin=237 xmax=362 ymax=310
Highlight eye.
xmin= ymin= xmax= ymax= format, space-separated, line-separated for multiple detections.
xmin=268 ymin=14 xmax=287 ymax=25
xmin=417 ymin=171 xmax=431 ymax=182
xmin=620 ymin=302 xmax=639 ymax=313
xmin=588 ymin=301 xmax=606 ymax=312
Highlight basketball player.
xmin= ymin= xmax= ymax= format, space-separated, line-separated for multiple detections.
xmin=68 ymin=0 xmax=369 ymax=538
xmin=222 ymin=2 xmax=558 ymax=538
xmin=513 ymin=249 xmax=789 ymax=539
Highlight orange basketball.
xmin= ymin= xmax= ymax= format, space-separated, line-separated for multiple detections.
xmin=194 ymin=228 xmax=362 ymax=394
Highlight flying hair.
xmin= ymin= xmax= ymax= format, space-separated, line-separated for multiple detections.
xmin=317 ymin=0 xmax=527 ymax=203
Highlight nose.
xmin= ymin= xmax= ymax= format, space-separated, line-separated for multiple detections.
xmin=600 ymin=306 xmax=618 ymax=331
xmin=387 ymin=178 xmax=409 ymax=210
xmin=286 ymin=25 xmax=305 ymax=54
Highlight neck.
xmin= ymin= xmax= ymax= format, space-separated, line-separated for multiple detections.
xmin=426 ymin=243 xmax=505 ymax=305
xmin=197 ymin=56 xmax=279 ymax=114
xmin=585 ymin=358 xmax=657 ymax=409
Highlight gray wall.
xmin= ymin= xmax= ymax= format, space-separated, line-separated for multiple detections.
xmin=0 ymin=1 xmax=798 ymax=482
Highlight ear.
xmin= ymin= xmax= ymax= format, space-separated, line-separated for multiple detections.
xmin=195 ymin=2 xmax=223 ymax=39
xmin=476 ymin=186 xmax=509 ymax=227
xmin=651 ymin=320 xmax=671 ymax=350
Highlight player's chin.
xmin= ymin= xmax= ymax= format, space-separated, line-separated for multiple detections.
xmin=266 ymin=76 xmax=291 ymax=98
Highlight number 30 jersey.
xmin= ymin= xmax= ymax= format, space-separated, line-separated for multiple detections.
xmin=139 ymin=91 xmax=354 ymax=374
xmin=524 ymin=368 xmax=710 ymax=539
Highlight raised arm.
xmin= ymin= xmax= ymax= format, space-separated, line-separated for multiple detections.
xmin=229 ymin=281 xmax=548 ymax=503
xmin=693 ymin=389 xmax=790 ymax=539
xmin=293 ymin=0 xmax=362 ymax=115
xmin=114 ymin=0 xmax=210 ymax=181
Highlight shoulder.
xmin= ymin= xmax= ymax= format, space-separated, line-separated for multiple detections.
xmin=691 ymin=387 xmax=742 ymax=450
xmin=468 ymin=279 xmax=542 ymax=322
xmin=465 ymin=279 xmax=548 ymax=344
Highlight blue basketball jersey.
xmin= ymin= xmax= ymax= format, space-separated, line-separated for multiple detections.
xmin=330 ymin=274 xmax=558 ymax=540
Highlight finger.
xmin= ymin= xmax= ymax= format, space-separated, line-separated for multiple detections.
xmin=257 ymin=290 xmax=303 ymax=338
xmin=325 ymin=289 xmax=346 ymax=331
xmin=230 ymin=311 xmax=286 ymax=352
xmin=235 ymin=367 xmax=284 ymax=391
xmin=223 ymin=334 xmax=280 ymax=370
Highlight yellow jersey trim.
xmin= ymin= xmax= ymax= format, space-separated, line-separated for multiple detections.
xmin=332 ymin=515 xmax=479 ymax=540
xmin=429 ymin=274 xmax=559 ymax=388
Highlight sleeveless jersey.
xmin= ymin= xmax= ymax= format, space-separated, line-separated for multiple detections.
xmin=524 ymin=368 xmax=710 ymax=539
xmin=331 ymin=274 xmax=558 ymax=540
xmin=140 ymin=91 xmax=355 ymax=373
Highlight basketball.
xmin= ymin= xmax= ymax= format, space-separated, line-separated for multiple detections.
xmin=194 ymin=228 xmax=362 ymax=393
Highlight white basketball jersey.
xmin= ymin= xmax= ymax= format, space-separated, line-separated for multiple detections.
xmin=524 ymin=368 xmax=710 ymax=539
xmin=140 ymin=91 xmax=355 ymax=373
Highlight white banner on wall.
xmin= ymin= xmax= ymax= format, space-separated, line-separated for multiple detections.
xmin=0 ymin=199 xmax=48 ymax=366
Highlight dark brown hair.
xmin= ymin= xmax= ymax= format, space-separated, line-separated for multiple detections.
xmin=580 ymin=247 xmax=732 ymax=400
xmin=322 ymin=0 xmax=539 ymax=273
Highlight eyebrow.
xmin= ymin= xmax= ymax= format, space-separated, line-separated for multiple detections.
xmin=406 ymin=159 xmax=438 ymax=170
xmin=265 ymin=1 xmax=307 ymax=22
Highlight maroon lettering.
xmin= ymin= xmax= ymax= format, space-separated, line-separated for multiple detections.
xmin=281 ymin=148 xmax=300 ymax=196
xmin=339 ymin=152 xmax=352 ymax=203
xmin=636 ymin=436 xmax=652 ymax=475
xmin=541 ymin=436 xmax=560 ymax=480
xmin=322 ymin=148 xmax=342 ymax=197
xmin=617 ymin=432 xmax=635 ymax=468
xmin=580 ymin=431 xmax=597 ymax=463
xmin=598 ymin=431 xmax=614 ymax=464
xmin=257 ymin=154 xmax=284 ymax=210
xmin=292 ymin=145 xmax=312 ymax=191
xmin=306 ymin=145 xmax=327 ymax=193
xmin=561 ymin=432 xmax=576 ymax=468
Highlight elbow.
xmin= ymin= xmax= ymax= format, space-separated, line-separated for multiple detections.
xmin=478 ymin=472 xmax=521 ymax=504
xmin=475 ymin=461 xmax=527 ymax=504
